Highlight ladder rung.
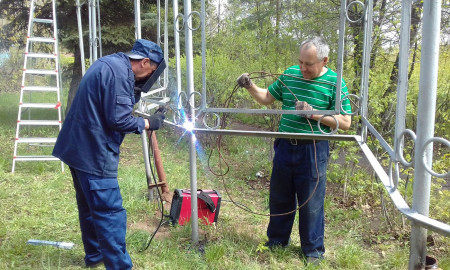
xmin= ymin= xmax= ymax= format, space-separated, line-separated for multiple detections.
xmin=32 ymin=18 xmax=53 ymax=24
xmin=20 ymin=103 xmax=60 ymax=109
xmin=18 ymin=120 xmax=61 ymax=126
xmin=25 ymin=53 xmax=57 ymax=59
xmin=14 ymin=156 xmax=60 ymax=161
xmin=28 ymin=37 xmax=56 ymax=43
xmin=22 ymin=86 xmax=59 ymax=92
xmin=24 ymin=69 xmax=58 ymax=75
xmin=16 ymin=137 xmax=57 ymax=143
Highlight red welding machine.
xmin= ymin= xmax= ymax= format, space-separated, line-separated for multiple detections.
xmin=169 ymin=189 xmax=221 ymax=226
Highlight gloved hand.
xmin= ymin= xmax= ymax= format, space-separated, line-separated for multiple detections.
xmin=237 ymin=73 xmax=253 ymax=89
xmin=146 ymin=112 xmax=166 ymax=130
xmin=295 ymin=101 xmax=314 ymax=119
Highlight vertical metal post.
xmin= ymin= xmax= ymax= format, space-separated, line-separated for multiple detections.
xmin=334 ymin=0 xmax=346 ymax=115
xmin=157 ymin=0 xmax=161 ymax=45
xmin=200 ymin=0 xmax=207 ymax=109
xmin=173 ymin=0 xmax=182 ymax=101
xmin=89 ymin=0 xmax=97 ymax=62
xmin=184 ymin=0 xmax=199 ymax=244
xmin=359 ymin=0 xmax=373 ymax=143
xmin=88 ymin=0 xmax=93 ymax=64
xmin=134 ymin=0 xmax=154 ymax=200
xmin=392 ymin=0 xmax=412 ymax=190
xmin=134 ymin=0 xmax=141 ymax=39
xmin=409 ymin=1 xmax=441 ymax=269
xmin=96 ymin=0 xmax=102 ymax=58
xmin=76 ymin=0 xmax=86 ymax=76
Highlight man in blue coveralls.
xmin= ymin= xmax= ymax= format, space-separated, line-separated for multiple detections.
xmin=53 ymin=39 xmax=166 ymax=269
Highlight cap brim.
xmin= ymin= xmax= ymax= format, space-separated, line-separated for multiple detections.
xmin=125 ymin=51 xmax=145 ymax=60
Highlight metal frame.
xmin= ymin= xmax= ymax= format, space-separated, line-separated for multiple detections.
xmin=83 ymin=0 xmax=448 ymax=268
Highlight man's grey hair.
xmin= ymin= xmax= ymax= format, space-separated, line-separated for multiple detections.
xmin=300 ymin=36 xmax=330 ymax=61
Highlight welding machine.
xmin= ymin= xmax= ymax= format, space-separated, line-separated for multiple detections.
xmin=169 ymin=189 xmax=221 ymax=226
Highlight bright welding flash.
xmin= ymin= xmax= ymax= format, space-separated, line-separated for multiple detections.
xmin=182 ymin=120 xmax=197 ymax=141
xmin=183 ymin=121 xmax=194 ymax=132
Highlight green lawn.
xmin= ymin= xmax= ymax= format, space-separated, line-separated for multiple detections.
xmin=0 ymin=91 xmax=448 ymax=269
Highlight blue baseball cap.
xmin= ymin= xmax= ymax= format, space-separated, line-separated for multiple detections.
xmin=126 ymin=39 xmax=163 ymax=64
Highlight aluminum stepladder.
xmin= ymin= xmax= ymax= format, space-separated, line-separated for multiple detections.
xmin=12 ymin=0 xmax=64 ymax=173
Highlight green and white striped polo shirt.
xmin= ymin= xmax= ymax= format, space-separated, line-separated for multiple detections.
xmin=268 ymin=65 xmax=352 ymax=134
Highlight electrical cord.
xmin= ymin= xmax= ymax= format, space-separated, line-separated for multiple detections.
xmin=208 ymin=72 xmax=321 ymax=217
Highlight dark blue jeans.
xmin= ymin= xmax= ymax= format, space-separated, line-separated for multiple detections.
xmin=266 ymin=139 xmax=329 ymax=258
xmin=70 ymin=168 xmax=132 ymax=270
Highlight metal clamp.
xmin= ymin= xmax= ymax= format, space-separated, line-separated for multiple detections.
xmin=421 ymin=137 xmax=450 ymax=178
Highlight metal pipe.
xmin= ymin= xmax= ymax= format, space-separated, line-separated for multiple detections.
xmin=96 ymin=0 xmax=102 ymax=57
xmin=134 ymin=0 xmax=141 ymax=39
xmin=76 ymin=0 xmax=86 ymax=76
xmin=88 ymin=0 xmax=93 ymax=64
xmin=157 ymin=0 xmax=161 ymax=45
xmin=201 ymin=0 xmax=207 ymax=109
xmin=184 ymin=0 xmax=199 ymax=244
xmin=334 ymin=0 xmax=347 ymax=115
xmin=164 ymin=0 xmax=169 ymax=90
xmin=409 ymin=1 xmax=441 ymax=269
xmin=141 ymin=128 xmax=154 ymax=200
xmin=393 ymin=0 xmax=412 ymax=191
xmin=134 ymin=0 xmax=153 ymax=199
xmin=173 ymin=0 xmax=182 ymax=105
xmin=359 ymin=0 xmax=372 ymax=143
xmin=90 ymin=0 xmax=97 ymax=62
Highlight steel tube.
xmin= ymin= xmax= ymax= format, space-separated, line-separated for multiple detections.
xmin=76 ymin=0 xmax=86 ymax=76
xmin=173 ymin=0 xmax=182 ymax=107
xmin=359 ymin=0 xmax=373 ymax=142
xmin=409 ymin=1 xmax=442 ymax=269
xmin=184 ymin=0 xmax=199 ymax=244
xmin=392 ymin=0 xmax=412 ymax=191
xmin=134 ymin=0 xmax=141 ymax=39
xmin=334 ymin=0 xmax=346 ymax=114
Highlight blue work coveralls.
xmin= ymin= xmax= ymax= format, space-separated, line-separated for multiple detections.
xmin=53 ymin=52 xmax=145 ymax=269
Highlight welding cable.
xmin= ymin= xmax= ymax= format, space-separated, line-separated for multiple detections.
xmin=207 ymin=72 xmax=321 ymax=217
xmin=139 ymin=130 xmax=170 ymax=252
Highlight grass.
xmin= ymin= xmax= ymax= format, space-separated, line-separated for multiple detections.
xmin=0 ymin=90 xmax=449 ymax=269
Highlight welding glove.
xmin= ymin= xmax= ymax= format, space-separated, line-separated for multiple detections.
xmin=295 ymin=101 xmax=314 ymax=119
xmin=237 ymin=73 xmax=253 ymax=89
xmin=146 ymin=112 xmax=166 ymax=130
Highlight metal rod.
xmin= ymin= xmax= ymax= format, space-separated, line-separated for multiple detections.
xmin=393 ymin=0 xmax=412 ymax=191
xmin=334 ymin=0 xmax=346 ymax=114
xmin=173 ymin=0 xmax=182 ymax=105
xmin=359 ymin=0 xmax=373 ymax=143
xmin=409 ymin=1 xmax=442 ymax=269
xmin=134 ymin=0 xmax=141 ymax=39
xmin=184 ymin=0 xmax=199 ymax=244
xmin=90 ymin=0 xmax=97 ymax=62
xmin=201 ymin=0 xmax=207 ymax=109
xmin=96 ymin=0 xmax=102 ymax=57
xmin=203 ymin=107 xmax=335 ymax=115
xmin=76 ymin=0 xmax=86 ymax=76
xmin=88 ymin=0 xmax=93 ymax=64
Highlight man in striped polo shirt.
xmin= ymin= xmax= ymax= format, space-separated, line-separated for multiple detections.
xmin=237 ymin=36 xmax=351 ymax=265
